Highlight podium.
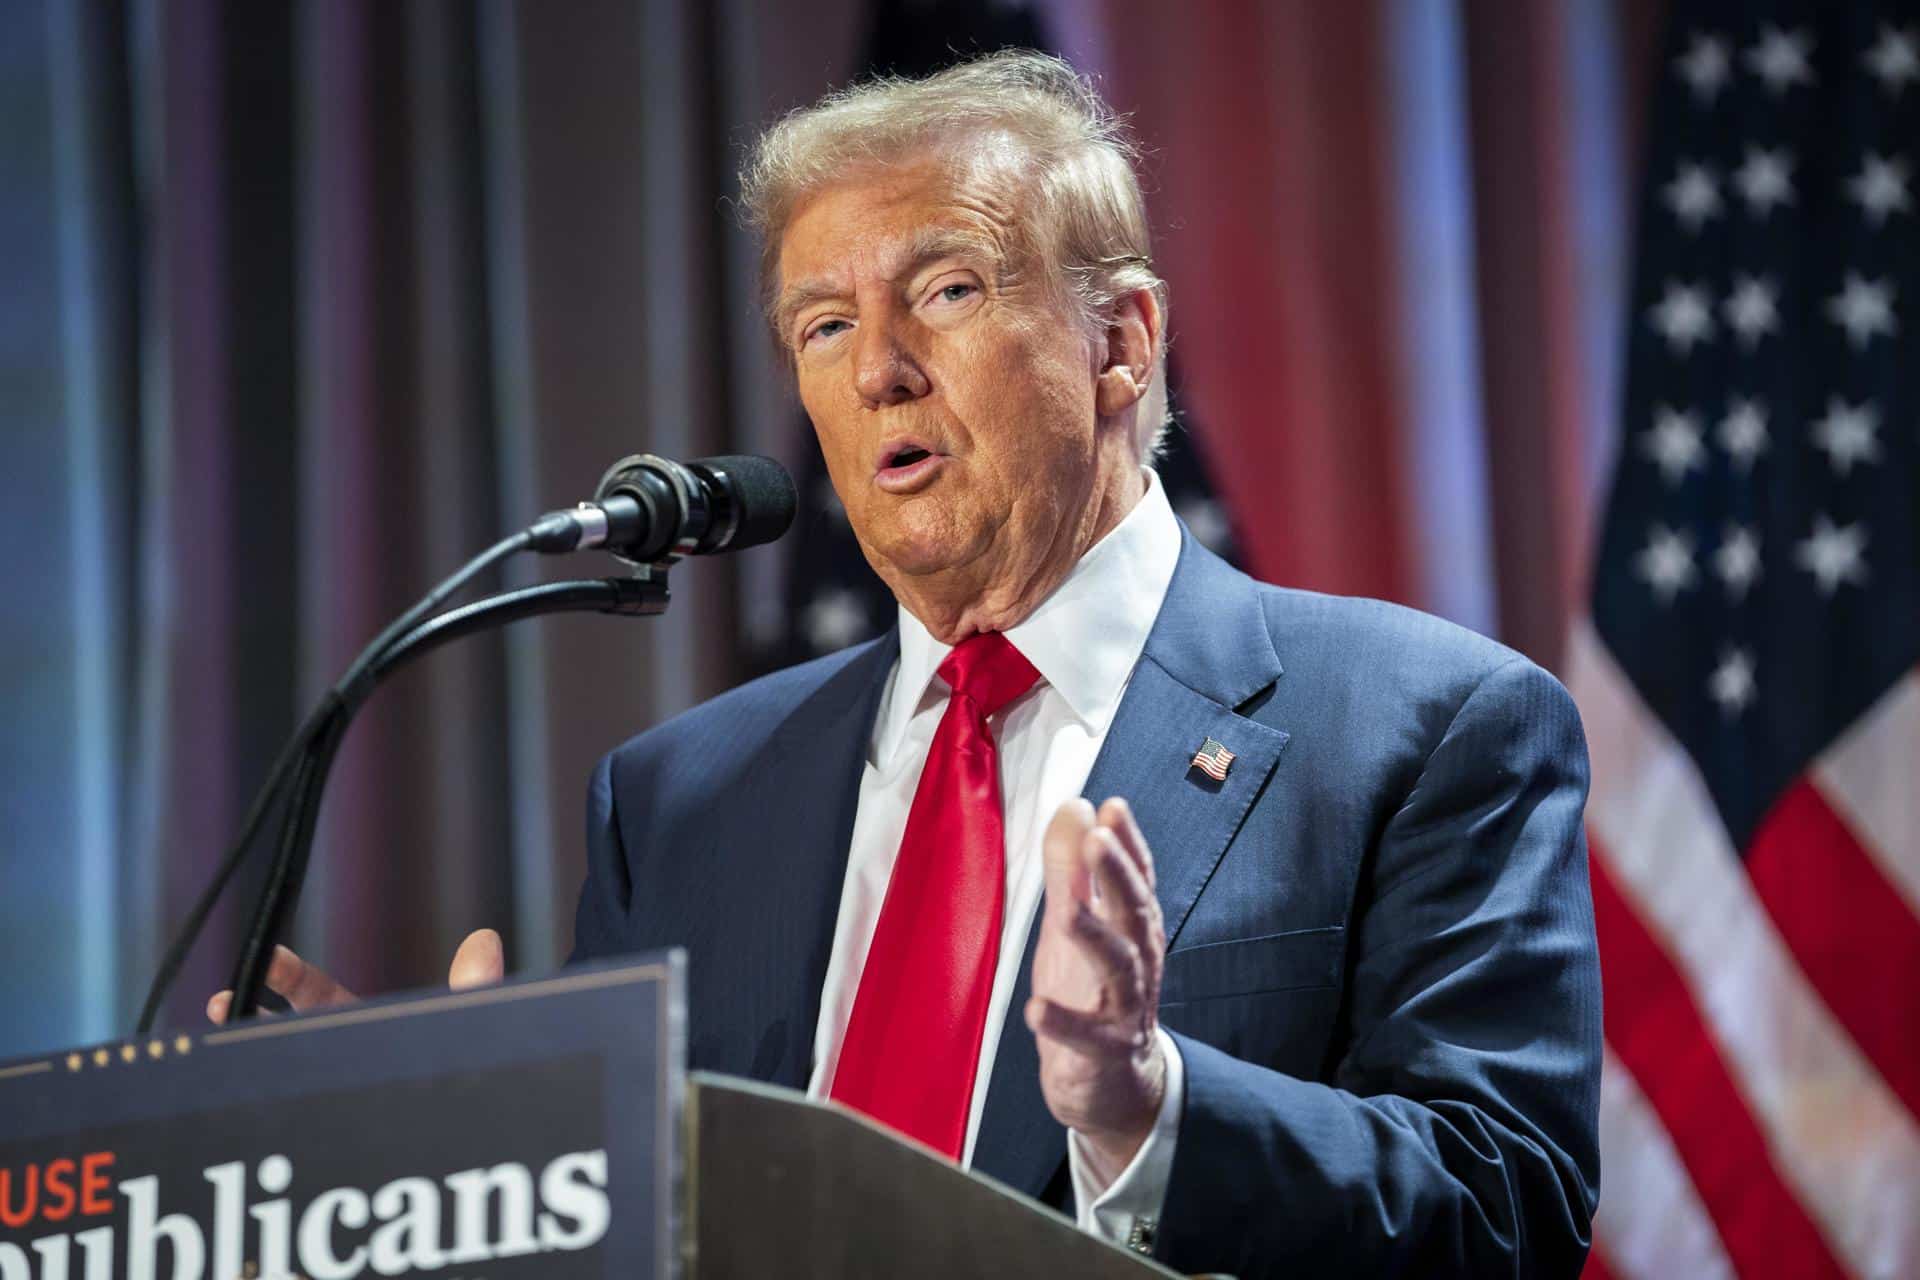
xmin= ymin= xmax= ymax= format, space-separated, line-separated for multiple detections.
xmin=0 ymin=954 xmax=1179 ymax=1279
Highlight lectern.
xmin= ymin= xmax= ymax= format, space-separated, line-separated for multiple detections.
xmin=0 ymin=954 xmax=1179 ymax=1278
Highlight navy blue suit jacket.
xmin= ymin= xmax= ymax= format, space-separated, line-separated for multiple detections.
xmin=571 ymin=531 xmax=1602 ymax=1277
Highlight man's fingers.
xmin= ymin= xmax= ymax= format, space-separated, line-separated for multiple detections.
xmin=265 ymin=944 xmax=357 ymax=1011
xmin=1096 ymin=796 xmax=1155 ymax=891
xmin=1025 ymin=995 xmax=1144 ymax=1055
xmin=449 ymin=928 xmax=506 ymax=991
xmin=1067 ymin=901 xmax=1145 ymax=1011
xmin=206 ymin=991 xmax=231 ymax=1025
xmin=1042 ymin=797 xmax=1097 ymax=907
xmin=1087 ymin=827 xmax=1162 ymax=958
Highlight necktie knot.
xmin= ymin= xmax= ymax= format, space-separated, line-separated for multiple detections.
xmin=938 ymin=632 xmax=1040 ymax=719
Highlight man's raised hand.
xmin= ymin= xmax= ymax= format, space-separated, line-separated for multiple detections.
xmin=205 ymin=927 xmax=504 ymax=1024
xmin=1025 ymin=796 xmax=1168 ymax=1179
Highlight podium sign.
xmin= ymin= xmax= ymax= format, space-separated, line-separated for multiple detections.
xmin=0 ymin=954 xmax=684 ymax=1280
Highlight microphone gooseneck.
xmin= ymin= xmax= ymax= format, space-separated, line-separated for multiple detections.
xmin=140 ymin=451 xmax=797 ymax=1031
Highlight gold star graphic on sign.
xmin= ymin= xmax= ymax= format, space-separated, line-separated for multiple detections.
xmin=173 ymin=1035 xmax=192 ymax=1056
xmin=65 ymin=1053 xmax=83 ymax=1072
xmin=119 ymin=1044 xmax=137 ymax=1064
xmin=148 ymin=1040 xmax=165 ymax=1060
xmin=91 ymin=1048 xmax=110 ymax=1068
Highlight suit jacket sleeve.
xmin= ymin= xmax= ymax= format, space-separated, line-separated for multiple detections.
xmin=570 ymin=752 xmax=632 ymax=965
xmin=1155 ymin=656 xmax=1602 ymax=1278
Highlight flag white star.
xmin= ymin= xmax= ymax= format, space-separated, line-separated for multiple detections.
xmin=1825 ymin=273 xmax=1898 ymax=349
xmin=1795 ymin=515 xmax=1869 ymax=594
xmin=1864 ymin=24 xmax=1919 ymax=95
xmin=1847 ymin=152 xmax=1911 ymax=225
xmin=1717 ymin=397 xmax=1769 ymax=470
xmin=1636 ymin=525 xmax=1698 ymax=603
xmin=1663 ymin=161 xmax=1723 ymax=231
xmin=1176 ymin=498 xmax=1232 ymax=553
xmin=1676 ymin=33 xmax=1733 ymax=102
xmin=1641 ymin=406 xmax=1707 ymax=485
xmin=1713 ymin=525 xmax=1762 ymax=600
xmin=1745 ymin=25 xmax=1816 ymax=94
xmin=1649 ymin=280 xmax=1716 ymax=353
xmin=1708 ymin=647 xmax=1758 ymax=717
xmin=1722 ymin=275 xmax=1779 ymax=346
xmin=802 ymin=588 xmax=871 ymax=652
xmin=1810 ymin=397 xmax=1883 ymax=475
xmin=1733 ymin=146 xmax=1795 ymax=216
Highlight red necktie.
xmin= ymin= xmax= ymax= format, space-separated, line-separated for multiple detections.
xmin=829 ymin=631 xmax=1041 ymax=1158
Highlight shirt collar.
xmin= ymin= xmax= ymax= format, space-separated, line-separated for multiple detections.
xmin=875 ymin=468 xmax=1182 ymax=765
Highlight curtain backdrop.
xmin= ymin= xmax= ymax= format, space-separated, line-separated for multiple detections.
xmin=1 ymin=0 xmax=1663 ymax=1061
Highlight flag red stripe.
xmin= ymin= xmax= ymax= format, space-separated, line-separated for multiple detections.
xmin=1579 ymin=1242 xmax=1617 ymax=1280
xmin=1746 ymin=777 xmax=1920 ymax=1119
xmin=1589 ymin=837 xmax=1848 ymax=1278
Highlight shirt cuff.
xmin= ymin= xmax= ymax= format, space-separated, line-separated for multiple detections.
xmin=1066 ymin=1025 xmax=1185 ymax=1253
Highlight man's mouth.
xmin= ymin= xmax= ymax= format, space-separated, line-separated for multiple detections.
xmin=874 ymin=441 xmax=948 ymax=493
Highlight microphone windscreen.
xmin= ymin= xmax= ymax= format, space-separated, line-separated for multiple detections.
xmin=691 ymin=455 xmax=798 ymax=552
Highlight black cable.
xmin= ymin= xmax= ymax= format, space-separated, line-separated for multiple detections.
xmin=134 ymin=694 xmax=342 ymax=1034
xmin=136 ymin=529 xmax=536 ymax=1032
xmin=221 ymin=574 xmax=668 ymax=1021
xmin=227 ymin=710 xmax=349 ymax=1018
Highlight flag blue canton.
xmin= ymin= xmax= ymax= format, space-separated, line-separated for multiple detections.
xmin=1591 ymin=2 xmax=1920 ymax=850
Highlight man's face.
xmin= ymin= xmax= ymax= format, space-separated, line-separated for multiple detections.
xmin=776 ymin=155 xmax=1122 ymax=614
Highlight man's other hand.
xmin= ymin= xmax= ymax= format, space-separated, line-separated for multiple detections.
xmin=1026 ymin=796 xmax=1168 ymax=1178
xmin=205 ymin=927 xmax=505 ymax=1024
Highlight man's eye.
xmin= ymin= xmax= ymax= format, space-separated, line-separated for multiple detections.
xmin=804 ymin=319 xmax=850 ymax=345
xmin=934 ymin=283 xmax=976 ymax=304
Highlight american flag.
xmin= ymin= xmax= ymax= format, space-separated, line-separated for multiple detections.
xmin=1189 ymin=737 xmax=1235 ymax=783
xmin=1570 ymin=6 xmax=1920 ymax=1277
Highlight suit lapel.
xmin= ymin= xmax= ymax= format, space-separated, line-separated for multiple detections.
xmin=694 ymin=632 xmax=897 ymax=1089
xmin=970 ymin=534 xmax=1289 ymax=1196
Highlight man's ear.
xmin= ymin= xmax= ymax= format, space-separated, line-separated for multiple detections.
xmin=1094 ymin=288 xmax=1162 ymax=417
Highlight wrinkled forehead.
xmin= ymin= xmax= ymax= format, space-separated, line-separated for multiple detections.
xmin=771 ymin=146 xmax=1044 ymax=324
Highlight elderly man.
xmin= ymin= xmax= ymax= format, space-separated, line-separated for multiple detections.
xmin=225 ymin=51 xmax=1601 ymax=1276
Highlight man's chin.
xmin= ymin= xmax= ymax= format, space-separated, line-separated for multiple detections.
xmin=860 ymin=519 xmax=988 ymax=584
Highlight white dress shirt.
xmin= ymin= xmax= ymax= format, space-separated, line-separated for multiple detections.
xmin=806 ymin=468 xmax=1186 ymax=1248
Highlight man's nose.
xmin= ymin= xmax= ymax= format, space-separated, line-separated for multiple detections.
xmin=852 ymin=315 xmax=930 ymax=408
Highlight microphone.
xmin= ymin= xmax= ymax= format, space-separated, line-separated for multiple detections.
xmin=528 ymin=453 xmax=797 ymax=562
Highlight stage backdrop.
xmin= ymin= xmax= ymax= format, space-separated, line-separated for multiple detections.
xmin=60 ymin=6 xmax=1920 ymax=1280
xmin=2 ymin=0 xmax=1652 ymax=1092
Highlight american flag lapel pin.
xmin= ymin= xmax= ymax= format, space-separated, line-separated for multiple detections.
xmin=1190 ymin=737 xmax=1235 ymax=782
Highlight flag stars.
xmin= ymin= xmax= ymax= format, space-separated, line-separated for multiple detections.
xmin=802 ymin=588 xmax=871 ymax=653
xmin=1636 ymin=525 xmax=1699 ymax=603
xmin=1847 ymin=153 xmax=1911 ymax=226
xmin=1642 ymin=406 xmax=1708 ymax=485
xmin=1733 ymin=146 xmax=1795 ymax=217
xmin=1650 ymin=280 xmax=1716 ymax=353
xmin=1810 ymin=397 xmax=1883 ymax=475
xmin=1745 ymin=26 xmax=1816 ymax=95
xmin=1864 ymin=25 xmax=1919 ymax=95
xmin=1664 ymin=162 xmax=1723 ymax=231
xmin=1713 ymin=525 xmax=1762 ymax=600
xmin=1795 ymin=515 xmax=1869 ymax=594
xmin=1722 ymin=276 xmax=1779 ymax=347
xmin=1708 ymin=648 xmax=1758 ymax=718
xmin=1176 ymin=498 xmax=1232 ymax=554
xmin=1676 ymin=33 xmax=1733 ymax=103
xmin=1826 ymin=273 xmax=1898 ymax=349
xmin=1717 ymin=398 xmax=1769 ymax=470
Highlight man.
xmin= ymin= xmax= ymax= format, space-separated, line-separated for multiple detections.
xmin=218 ymin=51 xmax=1601 ymax=1276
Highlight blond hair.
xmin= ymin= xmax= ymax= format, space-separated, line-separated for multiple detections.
xmin=740 ymin=50 xmax=1170 ymax=461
